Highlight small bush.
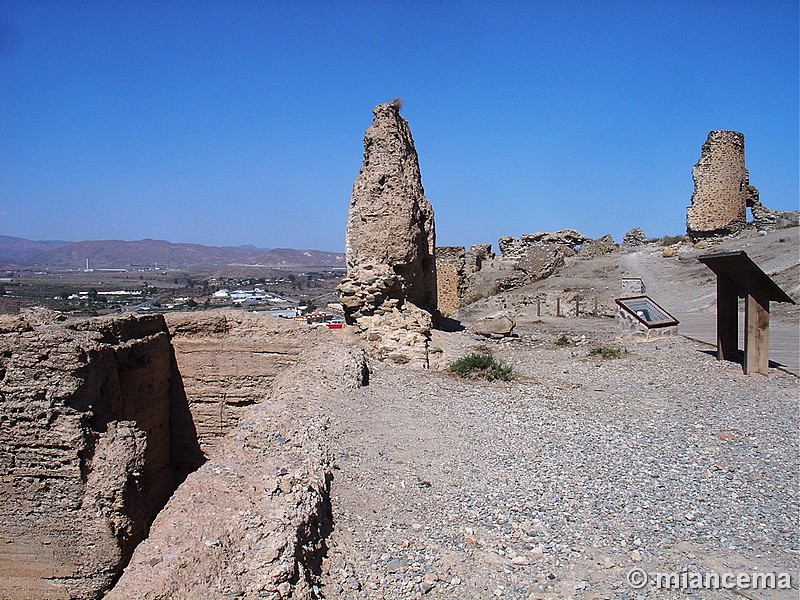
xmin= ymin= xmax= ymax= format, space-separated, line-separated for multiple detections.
xmin=450 ymin=353 xmax=514 ymax=381
xmin=659 ymin=234 xmax=686 ymax=246
xmin=589 ymin=346 xmax=628 ymax=359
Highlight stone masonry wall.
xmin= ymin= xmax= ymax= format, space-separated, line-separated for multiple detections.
xmin=435 ymin=246 xmax=466 ymax=318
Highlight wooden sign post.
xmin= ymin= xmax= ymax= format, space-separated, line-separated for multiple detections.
xmin=699 ymin=251 xmax=795 ymax=375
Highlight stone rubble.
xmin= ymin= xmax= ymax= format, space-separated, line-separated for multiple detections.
xmin=622 ymin=227 xmax=648 ymax=247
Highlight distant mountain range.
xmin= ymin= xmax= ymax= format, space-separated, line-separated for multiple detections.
xmin=0 ymin=236 xmax=345 ymax=269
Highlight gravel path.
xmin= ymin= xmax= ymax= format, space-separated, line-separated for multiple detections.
xmin=320 ymin=324 xmax=798 ymax=599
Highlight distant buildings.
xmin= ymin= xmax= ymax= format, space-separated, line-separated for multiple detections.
xmin=211 ymin=288 xmax=291 ymax=305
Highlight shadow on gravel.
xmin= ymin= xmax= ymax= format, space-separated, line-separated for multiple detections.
xmin=697 ymin=349 xmax=786 ymax=371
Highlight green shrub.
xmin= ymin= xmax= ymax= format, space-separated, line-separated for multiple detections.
xmin=589 ymin=346 xmax=628 ymax=359
xmin=450 ymin=353 xmax=514 ymax=381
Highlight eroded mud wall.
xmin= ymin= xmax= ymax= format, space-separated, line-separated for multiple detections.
xmin=0 ymin=313 xmax=189 ymax=599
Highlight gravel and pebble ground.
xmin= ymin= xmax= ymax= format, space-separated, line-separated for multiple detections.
xmin=320 ymin=319 xmax=798 ymax=599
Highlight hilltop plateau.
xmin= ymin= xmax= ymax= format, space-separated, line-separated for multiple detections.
xmin=455 ymin=227 xmax=799 ymax=373
xmin=2 ymin=226 xmax=797 ymax=599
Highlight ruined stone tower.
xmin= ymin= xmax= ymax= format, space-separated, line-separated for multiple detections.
xmin=338 ymin=100 xmax=437 ymax=367
xmin=686 ymin=130 xmax=756 ymax=240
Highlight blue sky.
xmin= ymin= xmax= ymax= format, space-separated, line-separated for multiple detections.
xmin=1 ymin=1 xmax=797 ymax=252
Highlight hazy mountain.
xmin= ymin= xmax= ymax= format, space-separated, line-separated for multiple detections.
xmin=229 ymin=244 xmax=267 ymax=252
xmin=247 ymin=248 xmax=346 ymax=267
xmin=0 ymin=236 xmax=72 ymax=263
xmin=0 ymin=236 xmax=344 ymax=269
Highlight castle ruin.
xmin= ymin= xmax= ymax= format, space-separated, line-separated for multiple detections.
xmin=686 ymin=130 xmax=798 ymax=240
xmin=337 ymin=100 xmax=437 ymax=367
xmin=686 ymin=130 xmax=753 ymax=240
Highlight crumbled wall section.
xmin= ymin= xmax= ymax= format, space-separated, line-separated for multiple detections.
xmin=750 ymin=190 xmax=800 ymax=231
xmin=467 ymin=244 xmax=493 ymax=273
xmin=497 ymin=230 xmax=591 ymax=282
xmin=436 ymin=245 xmax=495 ymax=317
xmin=686 ymin=130 xmax=751 ymax=239
xmin=498 ymin=230 xmax=591 ymax=261
xmin=0 ymin=312 xmax=188 ymax=600
xmin=108 ymin=334 xmax=368 ymax=600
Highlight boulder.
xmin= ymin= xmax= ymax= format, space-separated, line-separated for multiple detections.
xmin=662 ymin=246 xmax=679 ymax=257
xmin=470 ymin=312 xmax=516 ymax=338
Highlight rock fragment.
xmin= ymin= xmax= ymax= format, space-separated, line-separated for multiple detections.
xmin=470 ymin=311 xmax=516 ymax=338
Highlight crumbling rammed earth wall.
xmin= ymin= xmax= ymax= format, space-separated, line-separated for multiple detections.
xmin=338 ymin=100 xmax=437 ymax=367
xmin=164 ymin=311 xmax=312 ymax=457
xmin=340 ymin=100 xmax=437 ymax=318
xmin=435 ymin=245 xmax=495 ymax=317
xmin=0 ymin=312 xmax=189 ymax=599
xmin=0 ymin=309 xmax=342 ymax=599
xmin=435 ymin=246 xmax=466 ymax=317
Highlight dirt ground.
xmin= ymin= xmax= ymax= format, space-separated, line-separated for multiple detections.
xmin=319 ymin=228 xmax=799 ymax=599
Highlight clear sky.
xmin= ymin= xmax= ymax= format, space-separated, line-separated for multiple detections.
xmin=1 ymin=0 xmax=797 ymax=252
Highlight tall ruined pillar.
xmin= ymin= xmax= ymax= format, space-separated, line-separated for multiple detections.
xmin=338 ymin=100 xmax=436 ymax=368
xmin=686 ymin=130 xmax=754 ymax=240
